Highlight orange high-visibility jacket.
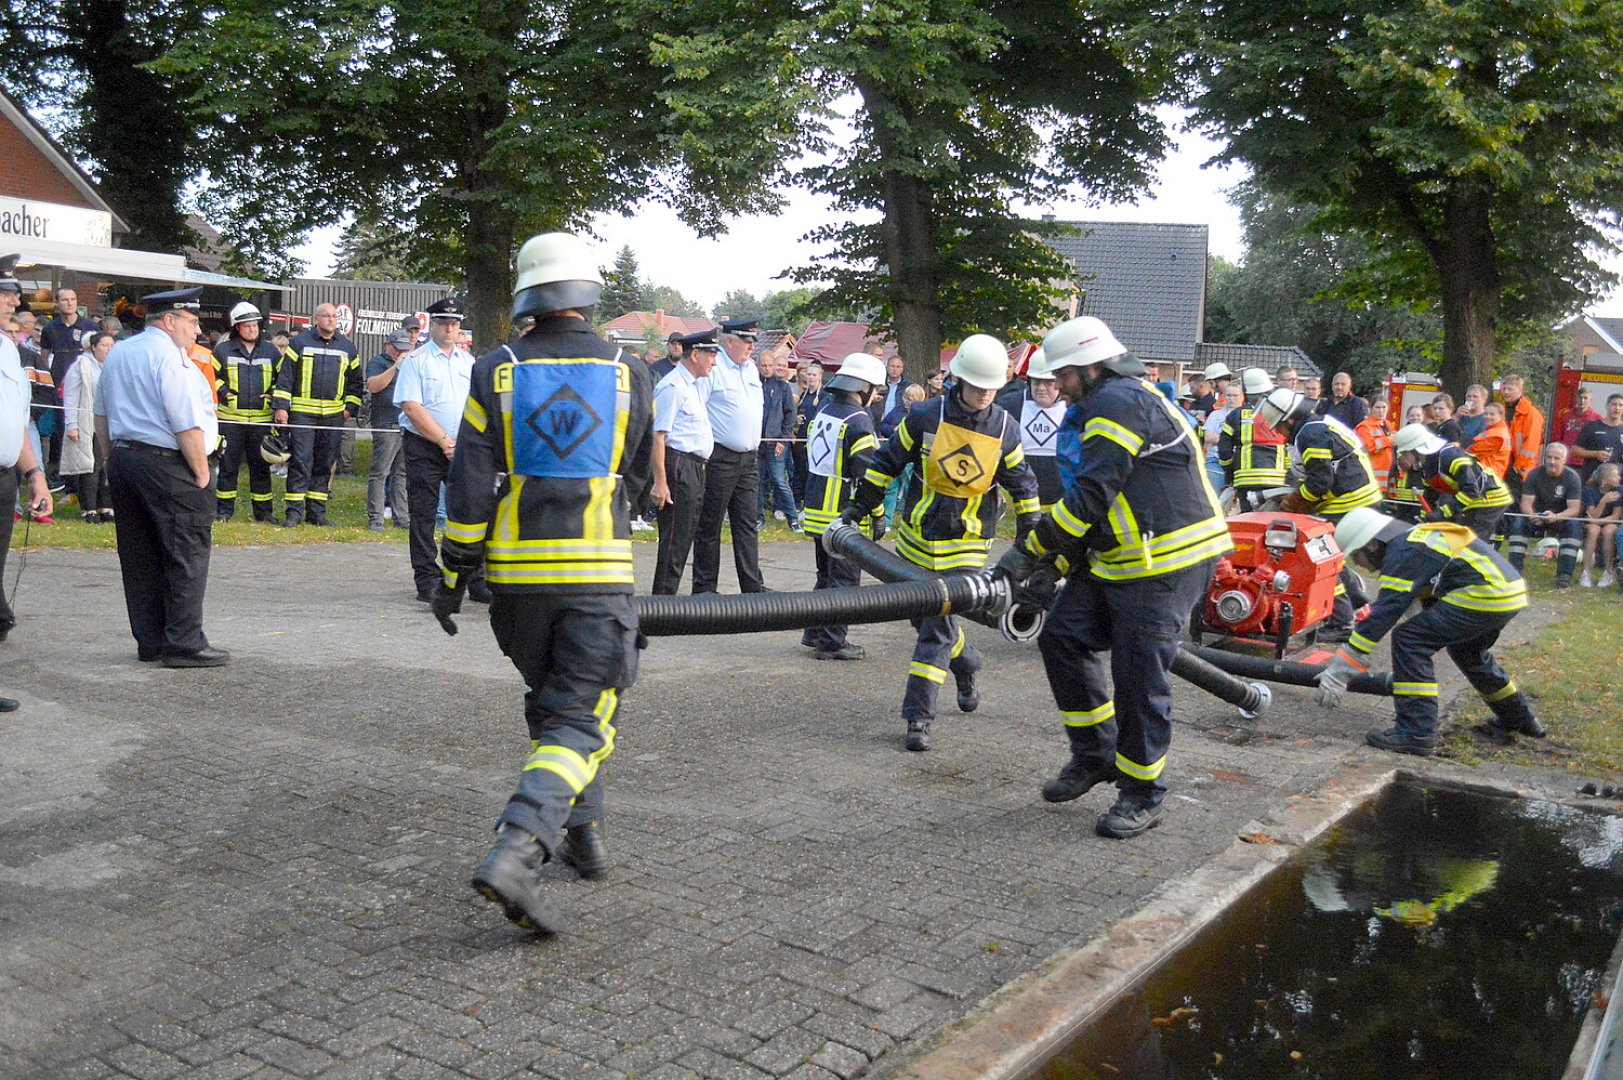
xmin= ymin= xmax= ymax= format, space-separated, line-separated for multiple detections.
xmin=1504 ymin=396 xmax=1544 ymax=476
xmin=1470 ymin=420 xmax=1513 ymax=477
xmin=1356 ymin=417 xmax=1394 ymax=488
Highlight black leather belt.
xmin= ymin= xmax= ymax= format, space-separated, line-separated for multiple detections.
xmin=113 ymin=440 xmax=180 ymax=458
xmin=669 ymin=448 xmax=709 ymax=463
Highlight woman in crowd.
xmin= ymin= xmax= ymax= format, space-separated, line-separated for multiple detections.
xmin=61 ymin=331 xmax=114 ymax=522
xmin=1580 ymin=462 xmax=1621 ymax=589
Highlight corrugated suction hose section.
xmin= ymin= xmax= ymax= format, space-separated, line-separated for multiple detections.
xmin=1181 ymin=643 xmax=1394 ymax=697
xmin=635 ymin=575 xmax=1008 ymax=637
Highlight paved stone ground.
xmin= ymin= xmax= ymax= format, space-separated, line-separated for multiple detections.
xmin=0 ymin=538 xmax=1539 ymax=1079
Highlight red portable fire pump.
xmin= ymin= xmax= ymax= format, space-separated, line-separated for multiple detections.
xmin=1194 ymin=512 xmax=1344 ymax=657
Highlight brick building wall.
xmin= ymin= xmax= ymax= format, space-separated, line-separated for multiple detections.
xmin=0 ymin=121 xmax=99 ymax=208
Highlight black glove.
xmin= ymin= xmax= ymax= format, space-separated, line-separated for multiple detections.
xmin=1018 ymin=559 xmax=1063 ymax=609
xmin=1015 ymin=513 xmax=1043 ymax=546
xmin=992 ymin=543 xmax=1040 ymax=585
xmin=431 ymin=580 xmax=467 ymax=636
xmin=868 ymin=514 xmax=888 ymax=543
xmin=838 ymin=502 xmax=864 ymax=527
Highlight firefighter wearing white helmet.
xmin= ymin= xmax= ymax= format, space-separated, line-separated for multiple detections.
xmin=1390 ymin=421 xmax=1511 ymax=540
xmin=840 ymin=334 xmax=1040 ymax=752
xmin=1320 ymin=507 xmax=1541 ymax=756
xmin=992 ymin=315 xmax=1232 ymax=840
xmin=802 ymin=352 xmax=888 ymax=660
xmin=210 ymin=299 xmax=282 ymax=521
xmin=1256 ymin=386 xmax=1381 ymax=639
xmin=998 ymin=346 xmax=1067 ymax=508
xmin=439 ymin=230 xmax=656 ymax=934
xmin=1217 ymin=367 xmax=1286 ymax=510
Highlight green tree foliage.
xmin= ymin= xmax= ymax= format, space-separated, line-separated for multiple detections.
xmin=157 ymin=0 xmax=773 ymax=346
xmin=1 ymin=0 xmax=196 ymax=253
xmin=599 ymin=247 xmax=650 ymax=321
xmin=643 ymin=285 xmax=707 ymax=319
xmin=762 ymin=287 xmax=820 ymax=335
xmin=1190 ymin=0 xmax=1623 ymax=397
xmin=1205 ymin=183 xmax=1441 ymax=395
xmin=630 ymin=0 xmax=1176 ymax=382
xmin=711 ymin=289 xmax=766 ymax=324
xmin=331 ymin=215 xmax=452 ymax=283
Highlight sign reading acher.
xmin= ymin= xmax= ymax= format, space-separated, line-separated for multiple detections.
xmin=0 ymin=197 xmax=113 ymax=247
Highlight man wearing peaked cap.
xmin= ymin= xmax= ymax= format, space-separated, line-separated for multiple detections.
xmin=693 ymin=319 xmax=768 ymax=595
xmin=0 ymin=257 xmax=55 ymax=697
xmin=94 ymin=286 xmax=228 ymax=667
xmin=396 ymin=295 xmax=483 ymax=603
xmin=651 ymin=329 xmax=719 ymax=594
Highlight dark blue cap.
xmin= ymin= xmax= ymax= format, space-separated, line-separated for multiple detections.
xmin=141 ymin=287 xmax=203 ymax=314
xmin=678 ymin=329 xmax=719 ymax=351
xmin=717 ymin=319 xmax=759 ymax=340
xmin=426 ymin=297 xmax=465 ymax=320
xmin=0 ymin=253 xmax=21 ymax=294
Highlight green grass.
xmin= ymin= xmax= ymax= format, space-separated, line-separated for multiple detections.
xmin=1440 ymin=554 xmax=1623 ymax=779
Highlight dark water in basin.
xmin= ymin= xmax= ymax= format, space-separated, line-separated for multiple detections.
xmin=1036 ymin=782 xmax=1623 ymax=1080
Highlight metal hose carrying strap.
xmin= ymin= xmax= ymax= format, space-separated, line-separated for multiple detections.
xmin=824 ymin=522 xmax=1273 ymax=718
xmin=1181 ymin=642 xmax=1394 ymax=697
xmin=634 ymin=574 xmax=1009 ymax=637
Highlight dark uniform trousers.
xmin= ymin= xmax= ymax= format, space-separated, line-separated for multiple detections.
xmin=1508 ymin=516 xmax=1582 ymax=579
xmin=653 ymin=449 xmax=707 ymax=595
xmin=1389 ymin=602 xmax=1534 ymax=738
xmin=108 ymin=443 xmax=213 ymax=656
xmin=903 ymin=588 xmax=983 ymax=725
xmin=489 ymin=592 xmax=638 ymax=856
xmin=1453 ymin=505 xmax=1507 ymax=545
xmin=402 ymin=431 xmax=484 ymax=598
xmin=285 ymin=412 xmax=344 ymax=519
xmin=0 ymin=466 xmax=18 ymax=635
xmin=808 ymin=539 xmax=862 ymax=651
xmin=1037 ymin=560 xmax=1215 ymax=803
xmin=217 ymin=420 xmax=274 ymax=520
xmin=693 ymin=445 xmax=765 ymax=594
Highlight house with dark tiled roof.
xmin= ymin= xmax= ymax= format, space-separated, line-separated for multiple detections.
xmin=1566 ymin=314 xmax=1623 ymax=364
xmin=1042 ymin=220 xmax=1208 ymax=377
xmin=1194 ymin=342 xmax=1320 ymax=382
xmin=600 ymin=309 xmax=717 ymax=346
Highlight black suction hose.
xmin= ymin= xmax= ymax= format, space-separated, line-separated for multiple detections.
xmin=823 ymin=523 xmax=1274 ymax=718
xmin=1181 ymin=642 xmax=1394 ymax=697
xmin=635 ymin=573 xmax=1008 ymax=637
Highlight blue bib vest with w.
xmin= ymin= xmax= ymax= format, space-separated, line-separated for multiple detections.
xmin=509 ymin=360 xmax=619 ymax=479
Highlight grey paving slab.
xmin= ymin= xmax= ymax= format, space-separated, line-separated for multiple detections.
xmin=0 ymin=538 xmax=1532 ymax=1077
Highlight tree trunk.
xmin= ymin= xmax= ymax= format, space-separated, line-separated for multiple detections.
xmin=463 ymin=193 xmax=512 ymax=354
xmin=857 ymin=81 xmax=943 ymax=384
xmin=1434 ymin=192 xmax=1499 ymax=400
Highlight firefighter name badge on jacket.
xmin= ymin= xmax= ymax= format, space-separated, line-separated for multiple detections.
xmin=923 ymin=423 xmax=1000 ymax=497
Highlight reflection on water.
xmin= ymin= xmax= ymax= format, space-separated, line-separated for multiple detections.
xmin=1036 ymin=783 xmax=1623 ymax=1080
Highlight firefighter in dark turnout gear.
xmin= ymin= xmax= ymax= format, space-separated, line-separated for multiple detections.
xmin=802 ymin=351 xmax=886 ymax=660
xmin=1258 ymin=387 xmax=1382 ymax=638
xmin=434 ymin=232 xmax=654 ymax=934
xmin=271 ymin=303 xmax=361 ymax=526
xmin=212 ymin=302 xmax=280 ymax=522
xmin=993 ymin=316 xmax=1232 ymax=840
xmin=1217 ymin=367 xmax=1286 ymax=509
xmin=843 ymin=334 xmax=1041 ymax=751
xmin=1390 ymin=422 xmax=1511 ymax=541
xmin=1319 ymin=508 xmax=1542 ymax=756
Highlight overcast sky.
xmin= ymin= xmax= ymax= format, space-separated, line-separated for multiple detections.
xmin=294 ymin=118 xmax=1623 ymax=318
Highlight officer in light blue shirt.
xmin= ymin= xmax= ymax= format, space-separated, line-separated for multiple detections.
xmin=93 ymin=287 xmax=227 ymax=668
xmin=395 ymin=297 xmax=485 ymax=602
xmin=0 ymin=255 xmax=55 ymax=675
xmin=651 ymin=331 xmax=718 ymax=594
xmin=692 ymin=319 xmax=767 ymax=594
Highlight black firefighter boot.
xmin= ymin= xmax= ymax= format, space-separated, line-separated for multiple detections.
xmin=215 ymin=498 xmax=235 ymax=523
xmin=470 ymin=826 xmax=565 ymax=934
xmin=953 ymin=661 xmax=980 ymax=713
xmin=283 ymin=504 xmax=305 ymax=528
xmin=556 ymin=822 xmax=611 ymax=879
xmin=1487 ymin=692 xmax=1546 ymax=739
xmin=1041 ymin=725 xmax=1120 ymax=803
